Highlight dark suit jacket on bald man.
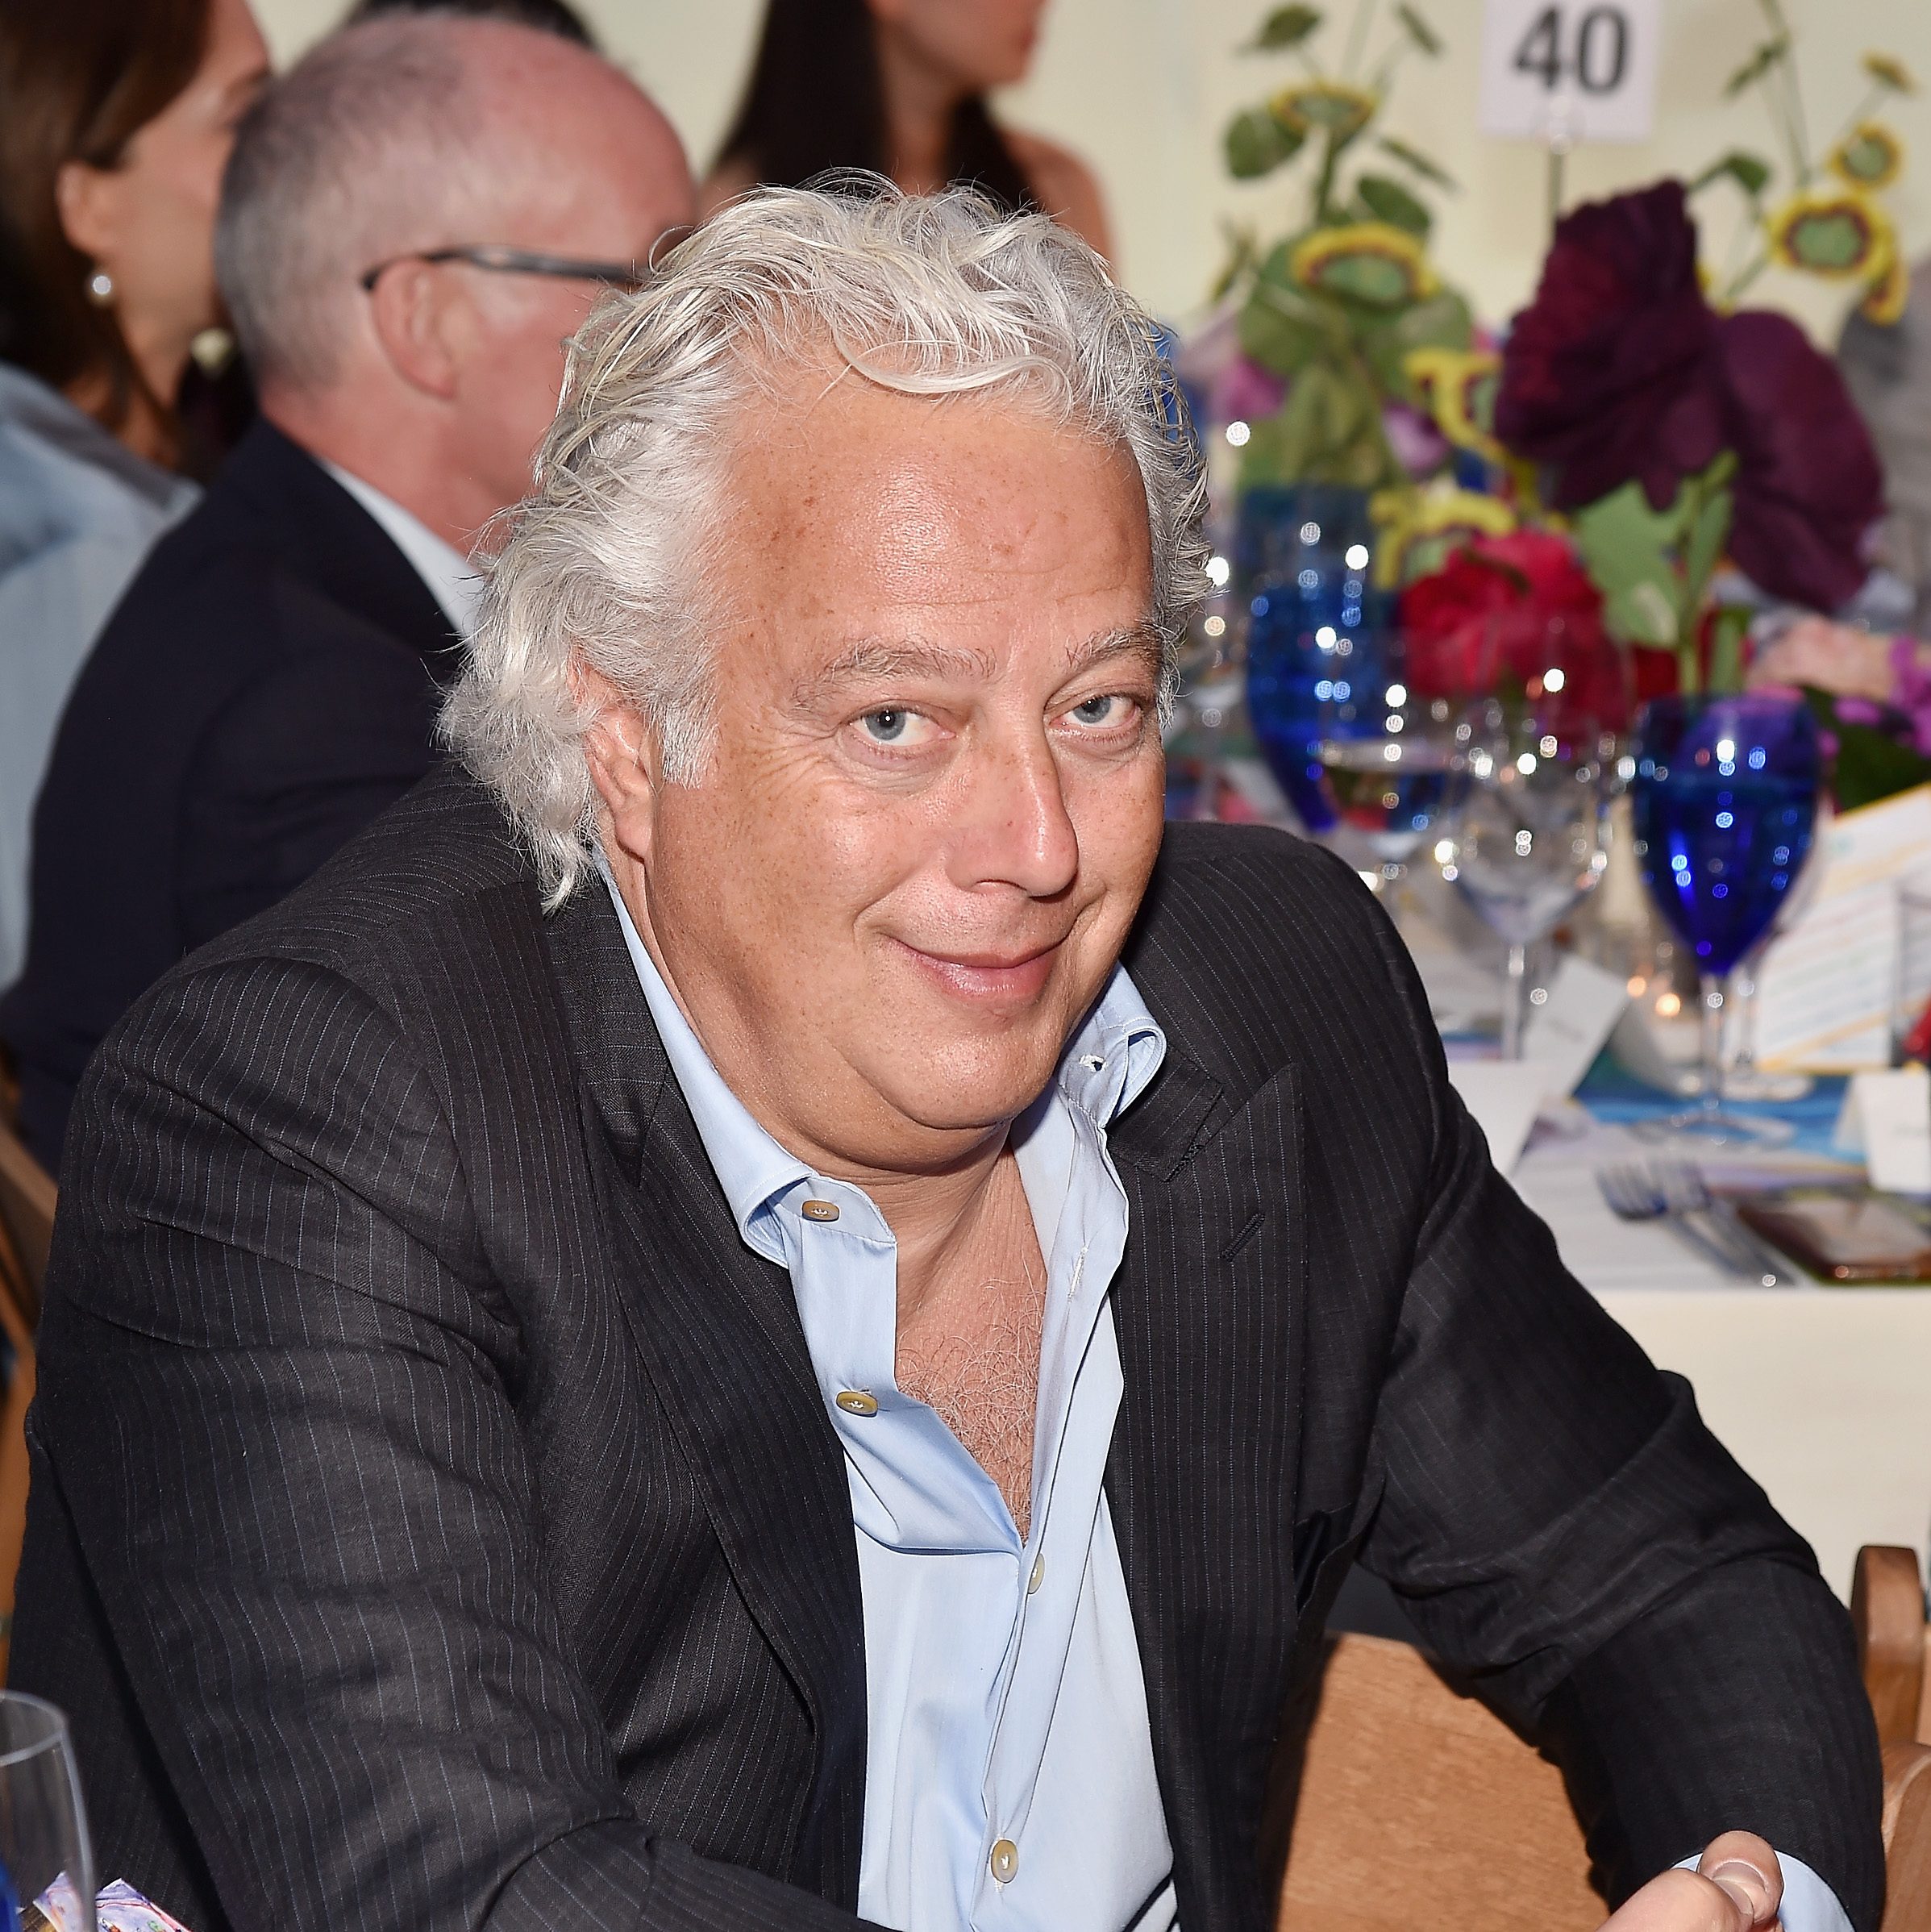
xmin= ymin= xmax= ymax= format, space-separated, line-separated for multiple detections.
xmin=10 ymin=766 xmax=1884 ymax=1932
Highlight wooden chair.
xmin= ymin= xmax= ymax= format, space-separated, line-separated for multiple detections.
xmin=1277 ymin=1564 xmax=1931 ymax=1932
xmin=0 ymin=1110 xmax=54 ymax=1330
xmin=1856 ymin=1545 xmax=1931 ymax=1748
xmin=0 ymin=1205 xmax=35 ymax=1682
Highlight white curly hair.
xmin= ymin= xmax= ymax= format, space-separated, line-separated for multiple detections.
xmin=441 ymin=179 xmax=1211 ymax=906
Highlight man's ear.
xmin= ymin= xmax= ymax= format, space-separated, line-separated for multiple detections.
xmin=365 ymin=260 xmax=461 ymax=402
xmin=576 ymin=664 xmax=660 ymax=865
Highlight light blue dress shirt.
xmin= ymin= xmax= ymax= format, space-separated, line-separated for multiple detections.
xmin=606 ymin=875 xmax=1177 ymax=1932
xmin=0 ymin=363 xmax=195 ymax=987
xmin=602 ymin=874 xmax=1852 ymax=1932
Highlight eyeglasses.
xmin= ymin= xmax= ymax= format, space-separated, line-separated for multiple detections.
xmin=358 ymin=244 xmax=645 ymax=294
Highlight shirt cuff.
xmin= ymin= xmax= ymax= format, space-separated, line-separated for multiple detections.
xmin=1670 ymin=1850 xmax=1852 ymax=1932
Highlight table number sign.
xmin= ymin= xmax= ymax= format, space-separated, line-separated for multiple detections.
xmin=1479 ymin=0 xmax=1664 ymax=145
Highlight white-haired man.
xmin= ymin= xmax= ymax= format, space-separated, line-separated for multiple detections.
xmin=15 ymin=189 xmax=1880 ymax=1932
xmin=0 ymin=10 xmax=691 ymax=1166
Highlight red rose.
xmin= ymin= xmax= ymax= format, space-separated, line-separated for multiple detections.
xmin=1494 ymin=181 xmax=1725 ymax=511
xmin=1400 ymin=531 xmax=1631 ymax=729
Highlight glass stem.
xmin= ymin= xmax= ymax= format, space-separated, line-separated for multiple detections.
xmin=1501 ymin=943 xmax=1529 ymax=1060
xmin=1697 ymin=972 xmax=1728 ymax=1116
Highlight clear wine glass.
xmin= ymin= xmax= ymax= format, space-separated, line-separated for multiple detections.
xmin=1439 ymin=615 xmax=1624 ymax=1057
xmin=0 ymin=1693 xmax=95 ymax=1932
xmin=1629 ymin=691 xmax=1822 ymax=1144
xmin=1313 ymin=632 xmax=1462 ymax=897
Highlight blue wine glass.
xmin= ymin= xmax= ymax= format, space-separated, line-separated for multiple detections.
xmin=1630 ymin=692 xmax=1821 ymax=1143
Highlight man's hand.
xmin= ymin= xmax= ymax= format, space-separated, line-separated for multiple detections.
xmin=1600 ymin=1834 xmax=1783 ymax=1931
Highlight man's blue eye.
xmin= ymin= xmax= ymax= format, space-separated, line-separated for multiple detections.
xmin=864 ymin=709 xmax=908 ymax=741
xmin=1074 ymin=696 xmax=1117 ymax=723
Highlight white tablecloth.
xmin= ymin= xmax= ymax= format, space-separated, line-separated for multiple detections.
xmin=1513 ymin=1116 xmax=1931 ymax=1600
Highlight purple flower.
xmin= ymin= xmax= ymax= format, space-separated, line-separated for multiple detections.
xmin=1494 ymin=181 xmax=1724 ymax=510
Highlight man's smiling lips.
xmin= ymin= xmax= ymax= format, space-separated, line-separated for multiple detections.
xmin=892 ymin=935 xmax=1065 ymax=1004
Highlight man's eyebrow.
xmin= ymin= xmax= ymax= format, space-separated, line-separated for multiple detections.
xmin=793 ymin=639 xmax=998 ymax=707
xmin=1066 ymin=622 xmax=1167 ymax=681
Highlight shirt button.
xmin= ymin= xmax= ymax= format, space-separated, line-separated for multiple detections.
xmin=989 ymin=1838 xmax=1019 ymax=1884
xmin=801 ymin=1198 xmax=840 ymax=1223
xmin=1027 ymin=1551 xmax=1045 ymax=1595
xmin=834 ymin=1390 xmax=878 ymax=1417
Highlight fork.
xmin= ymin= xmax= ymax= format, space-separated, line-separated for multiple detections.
xmin=1596 ymin=1159 xmax=1783 ymax=1285
xmin=1646 ymin=1159 xmax=1786 ymax=1287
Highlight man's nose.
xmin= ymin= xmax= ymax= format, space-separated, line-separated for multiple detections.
xmin=949 ymin=726 xmax=1080 ymax=899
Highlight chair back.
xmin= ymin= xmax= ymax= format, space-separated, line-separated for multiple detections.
xmin=0 ymin=1113 xmax=53 ymax=1330
xmin=0 ymin=1210 xmax=35 ymax=1681
xmin=1856 ymin=1544 xmax=1931 ymax=1747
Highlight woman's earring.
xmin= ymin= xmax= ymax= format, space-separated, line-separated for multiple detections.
xmin=85 ymin=268 xmax=114 ymax=306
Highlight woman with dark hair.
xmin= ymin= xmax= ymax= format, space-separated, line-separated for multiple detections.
xmin=0 ymin=0 xmax=268 ymax=989
xmin=703 ymin=0 xmax=1110 ymax=257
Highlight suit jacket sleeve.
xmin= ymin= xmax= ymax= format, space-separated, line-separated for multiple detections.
xmin=1343 ymin=871 xmax=1885 ymax=1929
xmin=33 ymin=953 xmax=872 ymax=1932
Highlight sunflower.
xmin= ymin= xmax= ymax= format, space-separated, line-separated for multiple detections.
xmin=1404 ymin=347 xmax=1504 ymax=463
xmin=1828 ymin=123 xmax=1904 ymax=190
xmin=1862 ymin=248 xmax=1910 ymax=326
xmin=1765 ymin=186 xmax=1896 ymax=280
xmin=1288 ymin=223 xmax=1436 ymax=309
xmin=1368 ymin=485 xmax=1517 ymax=588
xmin=1269 ymin=81 xmax=1380 ymax=144
xmin=1862 ymin=52 xmax=1917 ymax=96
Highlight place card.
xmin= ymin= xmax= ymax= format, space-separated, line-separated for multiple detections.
xmin=1751 ymin=784 xmax=1931 ymax=1071
xmin=1833 ymin=1068 xmax=1931 ymax=1194
xmin=1447 ymin=1060 xmax=1565 ymax=1174
xmin=1521 ymin=952 xmax=1630 ymax=1097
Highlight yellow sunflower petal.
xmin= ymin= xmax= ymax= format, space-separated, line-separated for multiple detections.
xmin=1269 ymin=81 xmax=1380 ymax=142
xmin=1289 ymin=222 xmax=1437 ymax=307
xmin=1862 ymin=249 xmax=1910 ymax=325
xmin=1828 ymin=123 xmax=1904 ymax=190
xmin=1404 ymin=347 xmax=1504 ymax=463
xmin=1766 ymin=186 xmax=1896 ymax=280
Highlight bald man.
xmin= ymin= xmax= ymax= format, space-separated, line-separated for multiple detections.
xmin=0 ymin=14 xmax=693 ymax=1165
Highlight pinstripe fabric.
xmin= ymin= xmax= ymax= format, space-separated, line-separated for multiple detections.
xmin=10 ymin=766 xmax=1883 ymax=1932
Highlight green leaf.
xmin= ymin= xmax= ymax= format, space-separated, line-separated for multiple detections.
xmin=1723 ymin=36 xmax=1788 ymax=98
xmin=1238 ymin=284 xmax=1331 ymax=374
xmin=1225 ymin=105 xmax=1305 ymax=178
xmin=1388 ymin=287 xmax=1475 ymax=354
xmin=1683 ymin=488 xmax=1734 ymax=608
xmin=1393 ymin=2 xmax=1442 ymax=56
xmin=1571 ymin=482 xmax=1688 ymax=647
xmin=1239 ymin=364 xmax=1396 ymax=489
xmin=1376 ymin=135 xmax=1456 ymax=189
xmin=1355 ymin=172 xmax=1431 ymax=235
xmin=1248 ymin=4 xmax=1322 ymax=51
xmin=1689 ymin=149 xmax=1774 ymax=198
xmin=1823 ymin=715 xmax=1931 ymax=812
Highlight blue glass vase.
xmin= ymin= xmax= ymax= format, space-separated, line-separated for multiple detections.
xmin=1238 ymin=485 xmax=1396 ymax=831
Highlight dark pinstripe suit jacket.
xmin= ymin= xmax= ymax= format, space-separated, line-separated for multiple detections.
xmin=11 ymin=766 xmax=1883 ymax=1932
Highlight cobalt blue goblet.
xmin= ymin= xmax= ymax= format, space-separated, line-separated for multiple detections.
xmin=1630 ymin=692 xmax=1821 ymax=1143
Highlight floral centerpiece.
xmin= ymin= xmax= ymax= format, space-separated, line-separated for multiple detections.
xmin=1209 ymin=2 xmax=1475 ymax=491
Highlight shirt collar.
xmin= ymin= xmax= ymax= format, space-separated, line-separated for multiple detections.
xmin=320 ymin=459 xmax=484 ymax=638
xmin=597 ymin=865 xmax=1167 ymax=1251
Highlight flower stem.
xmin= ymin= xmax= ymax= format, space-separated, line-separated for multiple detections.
xmin=1342 ymin=0 xmax=1379 ymax=81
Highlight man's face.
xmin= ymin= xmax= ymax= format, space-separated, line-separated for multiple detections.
xmin=601 ymin=377 xmax=1167 ymax=1178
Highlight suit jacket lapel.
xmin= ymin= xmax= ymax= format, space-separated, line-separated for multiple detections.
xmin=540 ymin=884 xmax=867 ymax=1897
xmin=1107 ymin=1046 xmax=1311 ymax=1932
